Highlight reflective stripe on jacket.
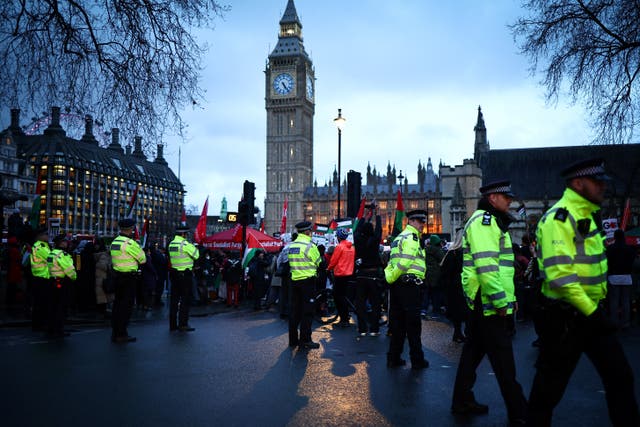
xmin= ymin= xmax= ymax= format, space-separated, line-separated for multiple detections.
xmin=384 ymin=224 xmax=426 ymax=284
xmin=288 ymin=233 xmax=320 ymax=281
xmin=47 ymin=249 xmax=77 ymax=280
xmin=461 ymin=209 xmax=515 ymax=316
xmin=536 ymin=187 xmax=607 ymax=316
xmin=110 ymin=235 xmax=146 ymax=273
xmin=31 ymin=240 xmax=51 ymax=279
xmin=168 ymin=235 xmax=199 ymax=271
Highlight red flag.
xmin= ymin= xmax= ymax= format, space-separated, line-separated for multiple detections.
xmin=194 ymin=197 xmax=209 ymax=244
xmin=260 ymin=219 xmax=265 ymax=233
xmin=621 ymin=198 xmax=631 ymax=231
xmin=279 ymin=197 xmax=288 ymax=234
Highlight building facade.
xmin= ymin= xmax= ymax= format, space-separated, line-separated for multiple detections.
xmin=264 ymin=0 xmax=315 ymax=234
xmin=1 ymin=107 xmax=184 ymax=241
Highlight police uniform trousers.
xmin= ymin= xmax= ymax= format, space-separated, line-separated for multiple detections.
xmin=111 ymin=271 xmax=138 ymax=338
xmin=47 ymin=277 xmax=70 ymax=337
xmin=387 ymin=279 xmax=424 ymax=363
xmin=289 ymin=277 xmax=316 ymax=345
xmin=452 ymin=294 xmax=527 ymax=422
xmin=527 ymin=304 xmax=639 ymax=426
xmin=356 ymin=271 xmax=382 ymax=334
xmin=169 ymin=269 xmax=193 ymax=328
xmin=31 ymin=276 xmax=50 ymax=331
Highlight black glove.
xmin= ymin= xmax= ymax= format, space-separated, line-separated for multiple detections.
xmin=586 ymin=307 xmax=616 ymax=335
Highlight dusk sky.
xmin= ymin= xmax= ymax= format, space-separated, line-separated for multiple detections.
xmin=3 ymin=1 xmax=594 ymax=216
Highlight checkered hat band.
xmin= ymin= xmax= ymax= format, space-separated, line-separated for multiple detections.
xmin=484 ymin=185 xmax=511 ymax=194
xmin=566 ymin=165 xmax=605 ymax=179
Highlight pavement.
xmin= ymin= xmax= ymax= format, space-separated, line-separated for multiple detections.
xmin=0 ymin=294 xmax=251 ymax=328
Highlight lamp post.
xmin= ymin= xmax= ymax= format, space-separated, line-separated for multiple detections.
xmin=398 ymin=170 xmax=404 ymax=194
xmin=333 ymin=109 xmax=346 ymax=220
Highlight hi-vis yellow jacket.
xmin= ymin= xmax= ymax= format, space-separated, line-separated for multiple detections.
xmin=110 ymin=235 xmax=146 ymax=273
xmin=288 ymin=233 xmax=320 ymax=282
xmin=536 ymin=187 xmax=607 ymax=316
xmin=168 ymin=235 xmax=199 ymax=271
xmin=384 ymin=224 xmax=426 ymax=284
xmin=461 ymin=209 xmax=515 ymax=316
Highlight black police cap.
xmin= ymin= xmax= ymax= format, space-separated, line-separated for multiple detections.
xmin=295 ymin=221 xmax=313 ymax=232
xmin=118 ymin=218 xmax=135 ymax=228
xmin=175 ymin=224 xmax=190 ymax=233
xmin=407 ymin=209 xmax=428 ymax=221
xmin=561 ymin=157 xmax=609 ymax=181
xmin=480 ymin=180 xmax=515 ymax=197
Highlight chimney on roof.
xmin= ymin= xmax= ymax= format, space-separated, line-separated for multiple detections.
xmin=81 ymin=115 xmax=98 ymax=144
xmin=108 ymin=128 xmax=124 ymax=152
xmin=155 ymin=144 xmax=168 ymax=165
xmin=126 ymin=144 xmax=132 ymax=155
xmin=133 ymin=136 xmax=145 ymax=158
xmin=44 ymin=106 xmax=66 ymax=137
xmin=9 ymin=109 xmax=24 ymax=136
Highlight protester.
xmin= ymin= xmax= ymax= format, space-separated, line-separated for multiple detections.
xmin=327 ymin=228 xmax=355 ymax=328
xmin=606 ymin=229 xmax=636 ymax=329
xmin=441 ymin=228 xmax=467 ymax=343
xmin=94 ymin=238 xmax=112 ymax=317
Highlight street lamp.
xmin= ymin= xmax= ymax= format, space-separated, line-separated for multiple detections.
xmin=398 ymin=170 xmax=404 ymax=194
xmin=333 ymin=108 xmax=346 ymax=220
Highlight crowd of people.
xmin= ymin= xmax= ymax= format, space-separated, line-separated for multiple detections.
xmin=2 ymin=157 xmax=640 ymax=425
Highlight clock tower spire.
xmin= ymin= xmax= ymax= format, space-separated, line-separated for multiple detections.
xmin=264 ymin=0 xmax=315 ymax=234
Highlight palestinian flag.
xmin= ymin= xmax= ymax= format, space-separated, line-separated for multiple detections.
xmin=351 ymin=197 xmax=367 ymax=232
xmin=392 ymin=190 xmax=404 ymax=237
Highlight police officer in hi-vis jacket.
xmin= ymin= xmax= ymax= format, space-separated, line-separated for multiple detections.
xmin=451 ymin=181 xmax=527 ymax=426
xmin=527 ymin=159 xmax=639 ymax=426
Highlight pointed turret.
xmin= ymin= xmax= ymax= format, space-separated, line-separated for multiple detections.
xmin=270 ymin=0 xmax=308 ymax=58
xmin=474 ymin=105 xmax=489 ymax=166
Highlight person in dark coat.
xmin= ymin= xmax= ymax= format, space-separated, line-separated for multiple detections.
xmin=151 ymin=244 xmax=169 ymax=307
xmin=248 ymin=249 xmax=270 ymax=310
xmin=441 ymin=228 xmax=467 ymax=343
xmin=607 ymin=229 xmax=637 ymax=329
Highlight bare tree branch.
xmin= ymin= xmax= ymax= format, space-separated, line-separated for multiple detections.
xmin=510 ymin=0 xmax=640 ymax=144
xmin=0 ymin=0 xmax=229 ymax=152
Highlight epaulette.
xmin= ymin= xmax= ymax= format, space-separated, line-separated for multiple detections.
xmin=554 ymin=208 xmax=568 ymax=222
xmin=481 ymin=212 xmax=492 ymax=226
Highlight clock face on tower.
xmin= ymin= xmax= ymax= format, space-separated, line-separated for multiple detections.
xmin=273 ymin=73 xmax=295 ymax=95
xmin=306 ymin=75 xmax=314 ymax=100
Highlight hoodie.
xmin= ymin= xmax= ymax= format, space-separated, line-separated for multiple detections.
xmin=327 ymin=239 xmax=355 ymax=277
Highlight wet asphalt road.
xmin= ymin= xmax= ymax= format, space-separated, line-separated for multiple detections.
xmin=2 ymin=309 xmax=639 ymax=427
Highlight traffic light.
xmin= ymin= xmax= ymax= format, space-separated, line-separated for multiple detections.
xmin=347 ymin=170 xmax=361 ymax=218
xmin=237 ymin=200 xmax=249 ymax=226
xmin=243 ymin=180 xmax=256 ymax=225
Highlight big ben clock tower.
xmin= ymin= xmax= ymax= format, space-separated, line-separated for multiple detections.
xmin=265 ymin=0 xmax=315 ymax=234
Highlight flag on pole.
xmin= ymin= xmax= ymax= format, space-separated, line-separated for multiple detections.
xmin=194 ymin=196 xmax=209 ymax=244
xmin=621 ymin=198 xmax=631 ymax=231
xmin=352 ymin=197 xmax=367 ymax=232
xmin=260 ymin=219 xmax=265 ymax=234
xmin=140 ymin=216 xmax=150 ymax=248
xmin=126 ymin=184 xmax=139 ymax=219
xmin=279 ymin=197 xmax=288 ymax=235
xmin=30 ymin=175 xmax=42 ymax=229
xmin=392 ymin=190 xmax=405 ymax=237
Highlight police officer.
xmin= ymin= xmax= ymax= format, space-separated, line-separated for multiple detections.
xmin=451 ymin=181 xmax=527 ymax=425
xmin=46 ymin=234 xmax=77 ymax=339
xmin=384 ymin=209 xmax=429 ymax=370
xmin=288 ymin=221 xmax=321 ymax=349
xmin=168 ymin=224 xmax=199 ymax=332
xmin=110 ymin=218 xmax=146 ymax=343
xmin=30 ymin=227 xmax=50 ymax=332
xmin=527 ymin=159 xmax=639 ymax=426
